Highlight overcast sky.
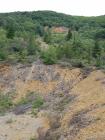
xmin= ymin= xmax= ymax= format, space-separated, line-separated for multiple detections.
xmin=0 ymin=0 xmax=105 ymax=16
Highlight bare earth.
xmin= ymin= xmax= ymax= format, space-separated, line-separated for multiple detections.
xmin=0 ymin=61 xmax=105 ymax=139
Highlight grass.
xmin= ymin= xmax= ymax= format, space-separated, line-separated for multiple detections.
xmin=15 ymin=92 xmax=44 ymax=116
xmin=32 ymin=96 xmax=44 ymax=109
xmin=17 ymin=92 xmax=44 ymax=108
xmin=0 ymin=94 xmax=13 ymax=115
xmin=30 ymin=137 xmax=36 ymax=140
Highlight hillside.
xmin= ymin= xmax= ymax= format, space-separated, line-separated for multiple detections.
xmin=0 ymin=11 xmax=105 ymax=68
xmin=0 ymin=10 xmax=105 ymax=140
xmin=0 ymin=10 xmax=105 ymax=28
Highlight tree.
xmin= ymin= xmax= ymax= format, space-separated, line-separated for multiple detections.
xmin=92 ymin=40 xmax=102 ymax=66
xmin=92 ymin=40 xmax=101 ymax=58
xmin=0 ymin=49 xmax=7 ymax=60
xmin=66 ymin=29 xmax=72 ymax=41
xmin=43 ymin=29 xmax=51 ymax=43
xmin=95 ymin=29 xmax=105 ymax=40
xmin=41 ymin=46 xmax=57 ymax=64
xmin=6 ymin=27 xmax=15 ymax=39
xmin=27 ymin=35 xmax=38 ymax=55
xmin=35 ymin=24 xmax=44 ymax=36
xmin=6 ymin=17 xmax=15 ymax=39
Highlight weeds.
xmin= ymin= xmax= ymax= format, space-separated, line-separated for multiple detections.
xmin=0 ymin=94 xmax=13 ymax=114
xmin=14 ymin=92 xmax=44 ymax=115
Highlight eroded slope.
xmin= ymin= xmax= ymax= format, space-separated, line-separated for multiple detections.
xmin=0 ymin=62 xmax=105 ymax=140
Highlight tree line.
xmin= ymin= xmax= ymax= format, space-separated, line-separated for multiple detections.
xmin=0 ymin=11 xmax=105 ymax=68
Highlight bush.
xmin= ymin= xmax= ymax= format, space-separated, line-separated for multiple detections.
xmin=43 ymin=29 xmax=52 ymax=44
xmin=0 ymin=94 xmax=13 ymax=114
xmin=27 ymin=36 xmax=39 ymax=55
xmin=41 ymin=46 xmax=58 ymax=64
xmin=0 ymin=51 xmax=7 ymax=60
xmin=16 ymin=92 xmax=44 ymax=109
xmin=32 ymin=96 xmax=44 ymax=109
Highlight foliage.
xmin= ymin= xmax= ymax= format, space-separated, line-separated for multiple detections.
xmin=6 ymin=26 xmax=15 ymax=39
xmin=27 ymin=35 xmax=39 ymax=55
xmin=66 ymin=29 xmax=72 ymax=41
xmin=32 ymin=96 xmax=44 ymax=109
xmin=16 ymin=92 xmax=44 ymax=109
xmin=43 ymin=29 xmax=52 ymax=43
xmin=95 ymin=29 xmax=105 ymax=40
xmin=0 ymin=11 xmax=105 ymax=68
xmin=0 ymin=51 xmax=7 ymax=60
xmin=41 ymin=46 xmax=58 ymax=64
xmin=0 ymin=94 xmax=13 ymax=114
xmin=35 ymin=24 xmax=44 ymax=36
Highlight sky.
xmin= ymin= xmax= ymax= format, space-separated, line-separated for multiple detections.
xmin=0 ymin=0 xmax=105 ymax=16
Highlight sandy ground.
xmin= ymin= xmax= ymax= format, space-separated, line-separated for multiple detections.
xmin=0 ymin=113 xmax=49 ymax=140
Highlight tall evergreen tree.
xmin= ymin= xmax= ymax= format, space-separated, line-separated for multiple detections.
xmin=66 ymin=29 xmax=72 ymax=41
xmin=6 ymin=25 xmax=15 ymax=39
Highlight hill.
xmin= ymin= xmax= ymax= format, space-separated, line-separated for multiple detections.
xmin=0 ymin=11 xmax=105 ymax=139
xmin=0 ymin=11 xmax=105 ymax=68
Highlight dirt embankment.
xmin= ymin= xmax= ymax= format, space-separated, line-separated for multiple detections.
xmin=0 ymin=61 xmax=105 ymax=140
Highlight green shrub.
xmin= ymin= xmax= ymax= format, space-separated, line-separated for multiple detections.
xmin=6 ymin=25 xmax=15 ymax=39
xmin=66 ymin=29 xmax=72 ymax=41
xmin=0 ymin=94 xmax=13 ymax=114
xmin=41 ymin=46 xmax=58 ymax=64
xmin=32 ymin=96 xmax=44 ymax=109
xmin=43 ymin=28 xmax=52 ymax=44
xmin=30 ymin=137 xmax=36 ymax=140
xmin=27 ymin=36 xmax=39 ymax=55
xmin=16 ymin=92 xmax=44 ymax=109
xmin=0 ymin=51 xmax=7 ymax=60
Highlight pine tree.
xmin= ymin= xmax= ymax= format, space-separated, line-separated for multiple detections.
xmin=66 ymin=29 xmax=72 ymax=41
xmin=92 ymin=40 xmax=101 ymax=58
xmin=44 ymin=29 xmax=51 ymax=43
xmin=6 ymin=25 xmax=15 ymax=39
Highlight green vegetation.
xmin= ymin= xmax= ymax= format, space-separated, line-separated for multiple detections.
xmin=30 ymin=137 xmax=36 ymax=140
xmin=66 ymin=29 xmax=72 ymax=41
xmin=16 ymin=92 xmax=44 ymax=109
xmin=41 ymin=46 xmax=58 ymax=64
xmin=0 ymin=11 xmax=105 ymax=68
xmin=44 ymin=28 xmax=52 ymax=43
xmin=32 ymin=96 xmax=44 ymax=109
xmin=0 ymin=94 xmax=13 ymax=114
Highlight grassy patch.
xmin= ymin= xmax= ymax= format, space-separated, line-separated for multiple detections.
xmin=16 ymin=92 xmax=44 ymax=108
xmin=32 ymin=96 xmax=44 ymax=109
xmin=0 ymin=94 xmax=13 ymax=114
xmin=30 ymin=137 xmax=36 ymax=140
xmin=14 ymin=92 xmax=44 ymax=114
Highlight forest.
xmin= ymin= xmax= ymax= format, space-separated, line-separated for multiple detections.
xmin=0 ymin=10 xmax=105 ymax=68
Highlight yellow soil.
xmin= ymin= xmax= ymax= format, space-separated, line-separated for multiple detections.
xmin=51 ymin=26 xmax=68 ymax=33
xmin=14 ymin=80 xmax=58 ymax=102
xmin=0 ymin=64 xmax=11 ymax=75
xmin=14 ymin=67 xmax=82 ymax=102
xmin=61 ymin=70 xmax=105 ymax=140
xmin=0 ymin=64 xmax=12 ymax=93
